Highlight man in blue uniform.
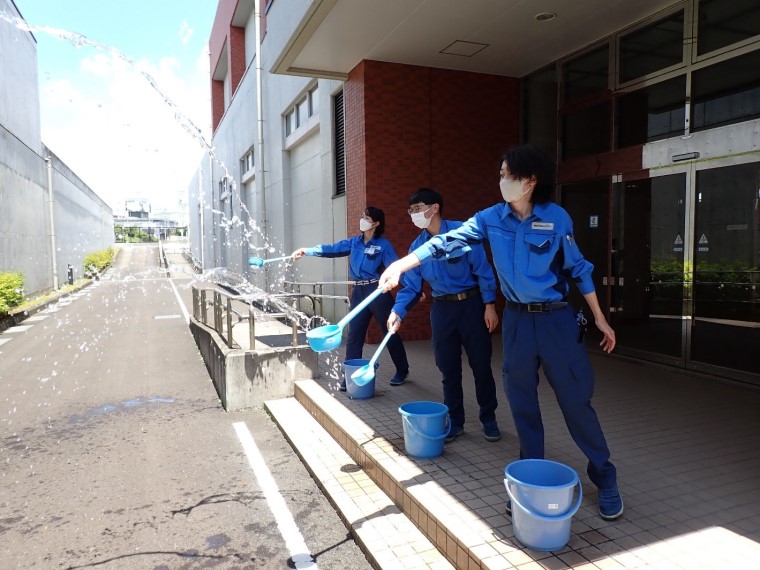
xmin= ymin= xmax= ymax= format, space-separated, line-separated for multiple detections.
xmin=388 ymin=189 xmax=501 ymax=443
xmin=378 ymin=146 xmax=624 ymax=521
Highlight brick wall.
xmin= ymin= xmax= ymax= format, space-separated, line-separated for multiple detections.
xmin=345 ymin=60 xmax=520 ymax=342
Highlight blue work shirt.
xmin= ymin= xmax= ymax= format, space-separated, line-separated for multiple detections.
xmin=392 ymin=219 xmax=497 ymax=319
xmin=306 ymin=235 xmax=399 ymax=281
xmin=413 ymin=202 xmax=595 ymax=304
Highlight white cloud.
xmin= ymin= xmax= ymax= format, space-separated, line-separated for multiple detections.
xmin=179 ymin=21 xmax=193 ymax=45
xmin=39 ymin=47 xmax=211 ymax=218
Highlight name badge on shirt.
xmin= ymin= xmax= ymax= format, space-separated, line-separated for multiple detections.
xmin=364 ymin=245 xmax=381 ymax=255
xmin=531 ymin=222 xmax=554 ymax=230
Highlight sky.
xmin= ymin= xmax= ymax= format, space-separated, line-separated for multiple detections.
xmin=13 ymin=0 xmax=219 ymax=218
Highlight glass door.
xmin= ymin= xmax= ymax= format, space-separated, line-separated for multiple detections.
xmin=610 ymin=173 xmax=688 ymax=366
xmin=689 ymin=161 xmax=760 ymax=383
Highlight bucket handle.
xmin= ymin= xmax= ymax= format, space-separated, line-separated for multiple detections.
xmin=503 ymin=478 xmax=583 ymax=522
xmin=402 ymin=413 xmax=450 ymax=441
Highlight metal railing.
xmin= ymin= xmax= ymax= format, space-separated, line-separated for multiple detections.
xmin=190 ymin=284 xmax=343 ymax=350
xmin=282 ymin=280 xmax=352 ymax=318
xmin=190 ymin=276 xmax=358 ymax=350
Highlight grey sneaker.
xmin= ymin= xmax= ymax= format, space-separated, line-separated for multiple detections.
xmin=444 ymin=425 xmax=464 ymax=443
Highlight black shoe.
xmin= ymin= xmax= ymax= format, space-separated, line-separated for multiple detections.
xmin=444 ymin=425 xmax=464 ymax=443
xmin=505 ymin=500 xmax=512 ymax=516
xmin=338 ymin=380 xmax=347 ymax=392
xmin=389 ymin=371 xmax=408 ymax=386
xmin=599 ymin=487 xmax=624 ymax=520
xmin=482 ymin=421 xmax=501 ymax=442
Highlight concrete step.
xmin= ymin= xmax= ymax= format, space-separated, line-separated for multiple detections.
xmin=266 ymin=395 xmax=453 ymax=570
xmin=288 ymin=379 xmax=520 ymax=570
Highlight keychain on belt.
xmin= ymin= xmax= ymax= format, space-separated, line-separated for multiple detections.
xmin=576 ymin=308 xmax=588 ymax=343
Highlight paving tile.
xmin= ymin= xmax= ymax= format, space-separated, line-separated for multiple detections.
xmin=274 ymin=339 xmax=760 ymax=569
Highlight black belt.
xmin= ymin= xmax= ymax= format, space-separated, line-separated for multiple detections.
xmin=433 ymin=287 xmax=480 ymax=302
xmin=354 ymin=278 xmax=379 ymax=286
xmin=505 ymin=300 xmax=568 ymax=312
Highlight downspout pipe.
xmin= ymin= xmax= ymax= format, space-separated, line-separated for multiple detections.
xmin=45 ymin=157 xmax=59 ymax=290
xmin=254 ymin=0 xmax=267 ymax=260
xmin=199 ymin=165 xmax=205 ymax=270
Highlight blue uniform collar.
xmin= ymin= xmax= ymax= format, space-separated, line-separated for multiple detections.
xmin=501 ymin=201 xmax=551 ymax=221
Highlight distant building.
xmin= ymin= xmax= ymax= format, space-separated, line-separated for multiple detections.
xmin=114 ymin=199 xmax=178 ymax=241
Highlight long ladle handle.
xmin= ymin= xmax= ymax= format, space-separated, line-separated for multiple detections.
xmin=368 ymin=329 xmax=394 ymax=368
xmin=336 ymin=286 xmax=384 ymax=328
xmin=261 ymin=255 xmax=292 ymax=265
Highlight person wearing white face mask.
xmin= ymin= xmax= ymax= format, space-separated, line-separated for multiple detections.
xmin=389 ymin=188 xmax=501 ymax=443
xmin=292 ymin=206 xmax=410 ymax=390
xmin=378 ymin=145 xmax=623 ymax=521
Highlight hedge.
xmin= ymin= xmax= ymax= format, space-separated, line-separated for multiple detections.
xmin=0 ymin=272 xmax=24 ymax=315
xmin=83 ymin=247 xmax=116 ymax=277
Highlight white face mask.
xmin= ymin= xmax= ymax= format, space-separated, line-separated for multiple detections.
xmin=500 ymin=176 xmax=527 ymax=203
xmin=410 ymin=207 xmax=432 ymax=229
xmin=359 ymin=218 xmax=374 ymax=232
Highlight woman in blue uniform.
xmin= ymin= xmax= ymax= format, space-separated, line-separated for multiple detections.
xmin=292 ymin=206 xmax=410 ymax=391
xmin=378 ymin=146 xmax=623 ymax=521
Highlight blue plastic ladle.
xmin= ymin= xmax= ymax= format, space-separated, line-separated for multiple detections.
xmin=351 ymin=329 xmax=394 ymax=386
xmin=248 ymin=255 xmax=292 ymax=268
xmin=306 ymin=287 xmax=384 ymax=352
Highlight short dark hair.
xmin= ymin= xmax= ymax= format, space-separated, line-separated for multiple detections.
xmin=500 ymin=145 xmax=556 ymax=204
xmin=364 ymin=206 xmax=385 ymax=238
xmin=409 ymin=188 xmax=444 ymax=216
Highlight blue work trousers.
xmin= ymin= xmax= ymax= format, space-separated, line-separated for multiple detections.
xmin=501 ymin=305 xmax=617 ymax=490
xmin=346 ymin=284 xmax=409 ymax=375
xmin=431 ymin=294 xmax=498 ymax=430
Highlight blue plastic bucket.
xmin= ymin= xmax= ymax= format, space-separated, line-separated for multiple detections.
xmin=398 ymin=401 xmax=449 ymax=459
xmin=504 ymin=459 xmax=583 ymax=551
xmin=343 ymin=359 xmax=377 ymax=399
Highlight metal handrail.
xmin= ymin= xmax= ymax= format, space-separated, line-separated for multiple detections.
xmin=281 ymin=280 xmax=351 ymax=319
xmin=190 ymin=284 xmax=319 ymax=350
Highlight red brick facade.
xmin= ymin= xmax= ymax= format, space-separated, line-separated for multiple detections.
xmin=209 ymin=0 xmax=252 ymax=132
xmin=345 ymin=60 xmax=520 ymax=342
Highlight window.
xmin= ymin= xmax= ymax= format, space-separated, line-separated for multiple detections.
xmin=284 ymin=83 xmax=319 ymax=137
xmin=296 ymin=96 xmax=309 ymax=126
xmin=697 ymin=0 xmax=760 ymax=56
xmin=521 ymin=66 xmax=557 ymax=158
xmin=563 ymin=46 xmax=609 ymax=104
xmin=561 ymin=102 xmax=611 ymax=160
xmin=692 ymin=48 xmax=760 ymax=131
xmin=617 ymin=76 xmax=686 ymax=147
xmin=285 ymin=109 xmax=294 ymax=136
xmin=334 ymin=91 xmax=345 ymax=196
xmin=240 ymin=147 xmax=254 ymax=178
xmin=619 ymin=11 xmax=684 ymax=83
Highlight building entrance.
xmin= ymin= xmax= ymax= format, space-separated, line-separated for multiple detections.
xmin=562 ymin=160 xmax=760 ymax=387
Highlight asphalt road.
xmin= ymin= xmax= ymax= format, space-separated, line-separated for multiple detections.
xmin=0 ymin=243 xmax=372 ymax=570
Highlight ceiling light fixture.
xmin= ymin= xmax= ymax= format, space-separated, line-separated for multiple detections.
xmin=535 ymin=13 xmax=557 ymax=22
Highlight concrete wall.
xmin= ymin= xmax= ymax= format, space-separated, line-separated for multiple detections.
xmin=0 ymin=0 xmax=41 ymax=153
xmin=0 ymin=0 xmax=114 ymax=296
xmin=47 ymin=148 xmax=114 ymax=281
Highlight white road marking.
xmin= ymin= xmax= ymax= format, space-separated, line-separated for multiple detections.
xmin=2 ymin=325 xmax=32 ymax=333
xmin=233 ymin=421 xmax=317 ymax=569
xmin=24 ymin=315 xmax=48 ymax=322
xmin=168 ymin=279 xmax=190 ymax=324
xmin=154 ymin=314 xmax=181 ymax=320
